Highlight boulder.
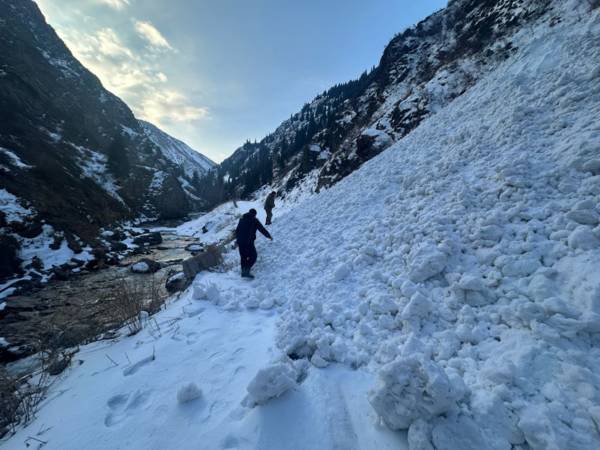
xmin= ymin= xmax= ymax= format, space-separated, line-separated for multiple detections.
xmin=133 ymin=232 xmax=162 ymax=246
xmin=110 ymin=241 xmax=128 ymax=252
xmin=166 ymin=272 xmax=188 ymax=293
xmin=130 ymin=258 xmax=161 ymax=274
xmin=182 ymin=245 xmax=223 ymax=280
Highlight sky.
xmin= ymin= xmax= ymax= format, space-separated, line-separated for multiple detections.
xmin=35 ymin=0 xmax=447 ymax=162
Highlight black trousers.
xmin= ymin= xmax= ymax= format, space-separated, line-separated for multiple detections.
xmin=238 ymin=242 xmax=257 ymax=270
xmin=265 ymin=208 xmax=273 ymax=225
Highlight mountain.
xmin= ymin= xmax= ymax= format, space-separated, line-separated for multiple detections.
xmin=139 ymin=120 xmax=215 ymax=178
xmin=200 ymin=0 xmax=563 ymax=206
xmin=0 ymin=0 xmax=214 ymax=279
xmin=2 ymin=0 xmax=599 ymax=446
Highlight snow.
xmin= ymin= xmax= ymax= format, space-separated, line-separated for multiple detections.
xmin=0 ymin=188 xmax=34 ymax=222
xmin=131 ymin=262 xmax=150 ymax=273
xmin=0 ymin=146 xmax=32 ymax=171
xmin=139 ymin=120 xmax=215 ymax=177
xmin=72 ymin=143 xmax=125 ymax=204
xmin=176 ymin=382 xmax=203 ymax=404
xmin=3 ymin=5 xmax=600 ymax=450
xmin=18 ymin=225 xmax=94 ymax=270
xmin=244 ymin=362 xmax=297 ymax=406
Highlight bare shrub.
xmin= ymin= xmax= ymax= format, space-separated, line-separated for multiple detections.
xmin=0 ymin=368 xmax=21 ymax=436
xmin=105 ymin=274 xmax=167 ymax=335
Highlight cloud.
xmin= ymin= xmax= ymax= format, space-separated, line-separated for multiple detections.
xmin=139 ymin=89 xmax=209 ymax=126
xmin=134 ymin=20 xmax=173 ymax=50
xmin=55 ymin=23 xmax=206 ymax=128
xmin=98 ymin=0 xmax=130 ymax=10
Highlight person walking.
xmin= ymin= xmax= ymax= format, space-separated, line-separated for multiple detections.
xmin=264 ymin=191 xmax=277 ymax=225
xmin=235 ymin=208 xmax=272 ymax=279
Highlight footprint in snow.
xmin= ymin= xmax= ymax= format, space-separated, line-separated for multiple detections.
xmin=104 ymin=390 xmax=151 ymax=427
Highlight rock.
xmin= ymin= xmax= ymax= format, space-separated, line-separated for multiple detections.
xmin=65 ymin=232 xmax=83 ymax=254
xmin=182 ymin=246 xmax=223 ymax=279
xmin=166 ymin=272 xmax=188 ymax=293
xmin=0 ymin=234 xmax=23 ymax=280
xmin=568 ymin=226 xmax=600 ymax=250
xmin=92 ymin=246 xmax=107 ymax=260
xmin=29 ymin=256 xmax=44 ymax=271
xmin=130 ymin=258 xmax=161 ymax=274
xmin=356 ymin=128 xmax=393 ymax=159
xmin=133 ymin=232 xmax=163 ymax=246
xmin=49 ymin=233 xmax=64 ymax=250
xmin=52 ymin=265 xmax=71 ymax=281
xmin=110 ymin=241 xmax=128 ymax=252
xmin=8 ymin=220 xmax=43 ymax=239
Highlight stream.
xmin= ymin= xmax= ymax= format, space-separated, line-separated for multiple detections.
xmin=0 ymin=229 xmax=200 ymax=366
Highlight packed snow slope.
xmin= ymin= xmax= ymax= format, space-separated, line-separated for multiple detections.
xmin=3 ymin=2 xmax=600 ymax=450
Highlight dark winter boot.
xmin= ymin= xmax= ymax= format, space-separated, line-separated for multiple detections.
xmin=241 ymin=268 xmax=255 ymax=279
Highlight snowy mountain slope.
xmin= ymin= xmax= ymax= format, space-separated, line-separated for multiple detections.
xmin=246 ymin=4 xmax=599 ymax=448
xmin=139 ymin=120 xmax=215 ymax=178
xmin=3 ymin=2 xmax=600 ymax=450
xmin=198 ymin=0 xmax=564 ymax=207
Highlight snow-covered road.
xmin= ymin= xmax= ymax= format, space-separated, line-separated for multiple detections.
xmin=3 ymin=271 xmax=405 ymax=450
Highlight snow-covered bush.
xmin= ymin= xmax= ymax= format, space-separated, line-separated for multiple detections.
xmin=245 ymin=363 xmax=297 ymax=406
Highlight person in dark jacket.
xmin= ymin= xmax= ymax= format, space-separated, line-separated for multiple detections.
xmin=264 ymin=191 xmax=276 ymax=225
xmin=235 ymin=208 xmax=272 ymax=279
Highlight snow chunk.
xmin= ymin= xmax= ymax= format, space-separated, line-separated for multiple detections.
xmin=193 ymin=281 xmax=221 ymax=303
xmin=332 ymin=262 xmax=352 ymax=281
xmin=369 ymin=357 xmax=457 ymax=430
xmin=177 ymin=383 xmax=202 ymax=404
xmin=245 ymin=363 xmax=297 ymax=406
xmin=409 ymin=244 xmax=448 ymax=282
xmin=568 ymin=226 xmax=600 ymax=250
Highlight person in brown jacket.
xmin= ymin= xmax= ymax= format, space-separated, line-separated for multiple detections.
xmin=264 ymin=191 xmax=276 ymax=225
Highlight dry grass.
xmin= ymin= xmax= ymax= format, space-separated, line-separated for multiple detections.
xmin=104 ymin=274 xmax=167 ymax=336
